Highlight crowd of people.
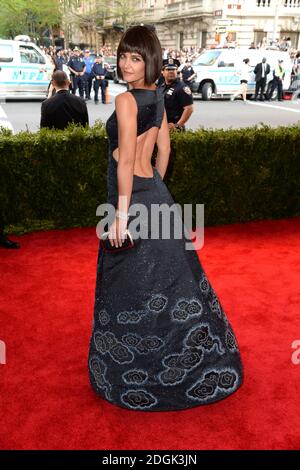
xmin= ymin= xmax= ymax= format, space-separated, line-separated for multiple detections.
xmin=251 ymin=36 xmax=300 ymax=76
xmin=40 ymin=37 xmax=300 ymax=88
xmin=40 ymin=44 xmax=116 ymax=66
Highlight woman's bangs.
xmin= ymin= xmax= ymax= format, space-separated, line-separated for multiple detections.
xmin=118 ymin=42 xmax=145 ymax=59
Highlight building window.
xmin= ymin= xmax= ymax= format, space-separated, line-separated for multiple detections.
xmin=254 ymin=30 xmax=265 ymax=47
xmin=177 ymin=31 xmax=184 ymax=49
xmin=199 ymin=30 xmax=207 ymax=48
xmin=280 ymin=31 xmax=299 ymax=48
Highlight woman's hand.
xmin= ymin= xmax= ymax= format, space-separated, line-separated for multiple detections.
xmin=108 ymin=216 xmax=128 ymax=248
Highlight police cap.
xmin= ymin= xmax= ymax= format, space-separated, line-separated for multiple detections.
xmin=162 ymin=58 xmax=180 ymax=70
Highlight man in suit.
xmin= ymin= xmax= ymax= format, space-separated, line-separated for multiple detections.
xmin=254 ymin=57 xmax=270 ymax=101
xmin=40 ymin=71 xmax=89 ymax=130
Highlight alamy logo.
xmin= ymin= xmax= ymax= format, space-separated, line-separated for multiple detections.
xmin=0 ymin=340 xmax=6 ymax=365
xmin=96 ymin=201 xmax=205 ymax=251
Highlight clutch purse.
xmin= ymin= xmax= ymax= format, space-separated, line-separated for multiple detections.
xmin=100 ymin=229 xmax=139 ymax=254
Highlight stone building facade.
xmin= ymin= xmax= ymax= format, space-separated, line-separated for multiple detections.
xmin=65 ymin=0 xmax=300 ymax=51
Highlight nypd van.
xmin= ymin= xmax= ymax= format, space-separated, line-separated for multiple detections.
xmin=0 ymin=39 xmax=53 ymax=99
xmin=191 ymin=49 xmax=292 ymax=100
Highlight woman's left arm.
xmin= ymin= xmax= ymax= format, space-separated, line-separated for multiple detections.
xmin=108 ymin=92 xmax=137 ymax=248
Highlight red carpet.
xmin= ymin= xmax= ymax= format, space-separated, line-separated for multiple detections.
xmin=0 ymin=218 xmax=299 ymax=450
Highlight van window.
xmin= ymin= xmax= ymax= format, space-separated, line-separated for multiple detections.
xmin=218 ymin=55 xmax=235 ymax=67
xmin=193 ymin=50 xmax=221 ymax=66
xmin=19 ymin=45 xmax=46 ymax=64
xmin=0 ymin=44 xmax=13 ymax=62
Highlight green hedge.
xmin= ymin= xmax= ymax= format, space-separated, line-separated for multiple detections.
xmin=0 ymin=123 xmax=299 ymax=235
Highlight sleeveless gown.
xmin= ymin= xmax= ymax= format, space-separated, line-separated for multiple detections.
xmin=88 ymin=88 xmax=243 ymax=411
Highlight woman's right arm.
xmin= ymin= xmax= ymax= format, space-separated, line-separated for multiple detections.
xmin=155 ymin=110 xmax=171 ymax=179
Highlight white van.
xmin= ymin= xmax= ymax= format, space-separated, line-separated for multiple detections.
xmin=0 ymin=39 xmax=53 ymax=99
xmin=191 ymin=49 xmax=292 ymax=100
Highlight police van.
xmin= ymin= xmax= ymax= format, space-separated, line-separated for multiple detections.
xmin=191 ymin=48 xmax=292 ymax=100
xmin=0 ymin=39 xmax=53 ymax=99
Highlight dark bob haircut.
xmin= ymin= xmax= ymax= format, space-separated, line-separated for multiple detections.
xmin=116 ymin=25 xmax=162 ymax=86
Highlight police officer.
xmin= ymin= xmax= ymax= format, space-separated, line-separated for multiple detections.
xmin=55 ymin=48 xmax=66 ymax=71
xmin=91 ymin=54 xmax=108 ymax=104
xmin=159 ymin=58 xmax=194 ymax=132
xmin=83 ymin=49 xmax=94 ymax=100
xmin=267 ymin=59 xmax=285 ymax=101
xmin=179 ymin=58 xmax=196 ymax=88
xmin=67 ymin=47 xmax=86 ymax=98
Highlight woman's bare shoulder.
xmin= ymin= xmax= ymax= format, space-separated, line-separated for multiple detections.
xmin=115 ymin=90 xmax=136 ymax=108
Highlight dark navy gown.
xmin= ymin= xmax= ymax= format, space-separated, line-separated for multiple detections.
xmin=88 ymin=88 xmax=243 ymax=411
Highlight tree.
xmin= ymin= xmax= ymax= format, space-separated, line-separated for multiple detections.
xmin=0 ymin=0 xmax=61 ymax=41
xmin=60 ymin=0 xmax=81 ymax=49
xmin=106 ymin=0 xmax=138 ymax=33
xmin=60 ymin=0 xmax=139 ymax=48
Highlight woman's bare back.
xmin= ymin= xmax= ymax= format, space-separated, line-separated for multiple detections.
xmin=112 ymin=126 xmax=159 ymax=178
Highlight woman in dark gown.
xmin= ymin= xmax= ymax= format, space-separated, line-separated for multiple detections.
xmin=88 ymin=26 xmax=243 ymax=411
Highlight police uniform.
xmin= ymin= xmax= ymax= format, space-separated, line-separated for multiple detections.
xmin=91 ymin=56 xmax=108 ymax=103
xmin=55 ymin=54 xmax=66 ymax=71
xmin=83 ymin=51 xmax=95 ymax=99
xmin=267 ymin=60 xmax=285 ymax=101
xmin=181 ymin=64 xmax=196 ymax=88
xmin=67 ymin=50 xmax=86 ymax=97
xmin=159 ymin=58 xmax=193 ymax=130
